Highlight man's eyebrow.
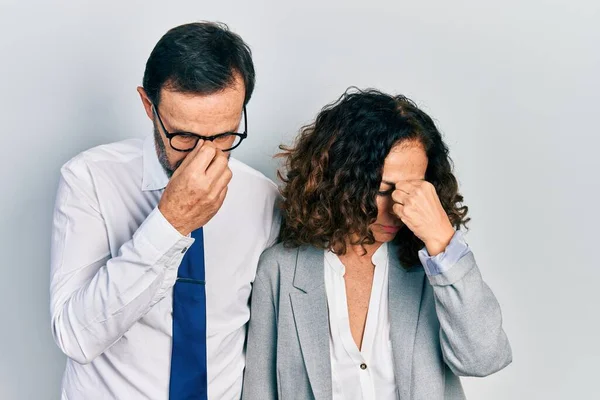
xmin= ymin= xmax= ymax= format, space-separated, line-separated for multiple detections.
xmin=167 ymin=125 xmax=193 ymax=134
xmin=162 ymin=120 xmax=198 ymax=134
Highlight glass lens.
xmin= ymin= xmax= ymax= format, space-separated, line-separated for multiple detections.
xmin=171 ymin=133 xmax=242 ymax=151
xmin=212 ymin=134 xmax=241 ymax=150
xmin=171 ymin=134 xmax=199 ymax=151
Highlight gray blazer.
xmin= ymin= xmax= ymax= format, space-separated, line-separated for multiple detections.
xmin=242 ymin=243 xmax=512 ymax=400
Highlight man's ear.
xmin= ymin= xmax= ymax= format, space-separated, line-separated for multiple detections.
xmin=137 ymin=86 xmax=154 ymax=120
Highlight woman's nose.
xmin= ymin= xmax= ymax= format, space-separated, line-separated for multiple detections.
xmin=382 ymin=197 xmax=396 ymax=215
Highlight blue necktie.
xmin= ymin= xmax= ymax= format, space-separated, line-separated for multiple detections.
xmin=169 ymin=228 xmax=208 ymax=400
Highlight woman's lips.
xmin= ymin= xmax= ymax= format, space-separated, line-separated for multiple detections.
xmin=381 ymin=225 xmax=400 ymax=233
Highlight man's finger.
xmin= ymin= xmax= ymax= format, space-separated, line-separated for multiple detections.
xmin=177 ymin=139 xmax=205 ymax=168
xmin=206 ymin=152 xmax=229 ymax=179
xmin=167 ymin=140 xmax=205 ymax=179
xmin=211 ymin=165 xmax=232 ymax=194
xmin=188 ymin=142 xmax=219 ymax=173
xmin=216 ymin=184 xmax=228 ymax=205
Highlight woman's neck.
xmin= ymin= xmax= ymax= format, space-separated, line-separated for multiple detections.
xmin=340 ymin=241 xmax=384 ymax=264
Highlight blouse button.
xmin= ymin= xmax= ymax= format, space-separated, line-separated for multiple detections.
xmin=360 ymin=363 xmax=367 ymax=370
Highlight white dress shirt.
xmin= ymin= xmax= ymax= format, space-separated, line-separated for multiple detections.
xmin=50 ymin=137 xmax=280 ymax=400
xmin=324 ymin=243 xmax=397 ymax=400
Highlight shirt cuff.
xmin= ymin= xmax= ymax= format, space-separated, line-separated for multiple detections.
xmin=418 ymin=230 xmax=470 ymax=276
xmin=132 ymin=206 xmax=195 ymax=265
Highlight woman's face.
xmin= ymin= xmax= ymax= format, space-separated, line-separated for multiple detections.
xmin=369 ymin=140 xmax=428 ymax=244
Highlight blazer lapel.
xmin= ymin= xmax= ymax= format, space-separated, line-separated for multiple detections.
xmin=388 ymin=252 xmax=425 ymax=400
xmin=289 ymin=246 xmax=332 ymax=400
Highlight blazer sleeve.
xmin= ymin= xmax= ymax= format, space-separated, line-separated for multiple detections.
xmin=242 ymin=252 xmax=279 ymax=400
xmin=427 ymin=251 xmax=513 ymax=377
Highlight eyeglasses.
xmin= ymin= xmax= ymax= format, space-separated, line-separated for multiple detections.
xmin=152 ymin=105 xmax=247 ymax=152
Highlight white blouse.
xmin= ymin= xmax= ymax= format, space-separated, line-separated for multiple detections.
xmin=324 ymin=243 xmax=398 ymax=400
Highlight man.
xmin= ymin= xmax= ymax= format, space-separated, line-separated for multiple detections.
xmin=50 ymin=22 xmax=280 ymax=399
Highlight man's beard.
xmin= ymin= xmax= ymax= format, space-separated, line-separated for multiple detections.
xmin=153 ymin=124 xmax=182 ymax=178
xmin=153 ymin=124 xmax=232 ymax=178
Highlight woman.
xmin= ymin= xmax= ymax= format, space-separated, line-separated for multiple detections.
xmin=242 ymin=89 xmax=512 ymax=400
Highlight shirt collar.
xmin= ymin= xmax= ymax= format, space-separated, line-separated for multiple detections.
xmin=142 ymin=135 xmax=169 ymax=191
xmin=371 ymin=242 xmax=389 ymax=267
xmin=325 ymin=242 xmax=389 ymax=277
xmin=325 ymin=249 xmax=346 ymax=276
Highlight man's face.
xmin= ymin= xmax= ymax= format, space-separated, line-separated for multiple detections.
xmin=138 ymin=73 xmax=246 ymax=176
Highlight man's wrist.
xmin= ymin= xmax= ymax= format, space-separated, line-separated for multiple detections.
xmin=158 ymin=203 xmax=191 ymax=236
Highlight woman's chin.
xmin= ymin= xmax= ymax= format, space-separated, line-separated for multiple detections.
xmin=374 ymin=230 xmax=399 ymax=243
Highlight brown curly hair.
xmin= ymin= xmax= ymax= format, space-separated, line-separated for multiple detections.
xmin=278 ymin=88 xmax=469 ymax=267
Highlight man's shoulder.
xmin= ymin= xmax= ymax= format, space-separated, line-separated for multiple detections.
xmin=229 ymin=157 xmax=279 ymax=197
xmin=61 ymin=138 xmax=144 ymax=175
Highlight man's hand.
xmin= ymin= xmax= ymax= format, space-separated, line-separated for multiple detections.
xmin=158 ymin=141 xmax=232 ymax=236
xmin=391 ymin=180 xmax=455 ymax=256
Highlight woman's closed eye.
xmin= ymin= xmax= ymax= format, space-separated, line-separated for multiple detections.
xmin=377 ymin=188 xmax=394 ymax=196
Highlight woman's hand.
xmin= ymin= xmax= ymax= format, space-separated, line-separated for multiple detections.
xmin=392 ymin=180 xmax=455 ymax=256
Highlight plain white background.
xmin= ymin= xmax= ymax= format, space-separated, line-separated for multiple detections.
xmin=0 ymin=0 xmax=598 ymax=399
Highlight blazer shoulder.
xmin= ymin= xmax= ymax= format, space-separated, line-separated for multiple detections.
xmin=257 ymin=243 xmax=300 ymax=282
xmin=260 ymin=242 xmax=298 ymax=262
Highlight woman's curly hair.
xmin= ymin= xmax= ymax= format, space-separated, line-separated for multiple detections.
xmin=278 ymin=88 xmax=469 ymax=267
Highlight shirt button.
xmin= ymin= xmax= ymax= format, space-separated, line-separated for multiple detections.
xmin=181 ymin=247 xmax=187 ymax=254
xmin=360 ymin=363 xmax=367 ymax=370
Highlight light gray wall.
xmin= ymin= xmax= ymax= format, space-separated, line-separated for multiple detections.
xmin=1 ymin=0 xmax=598 ymax=398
